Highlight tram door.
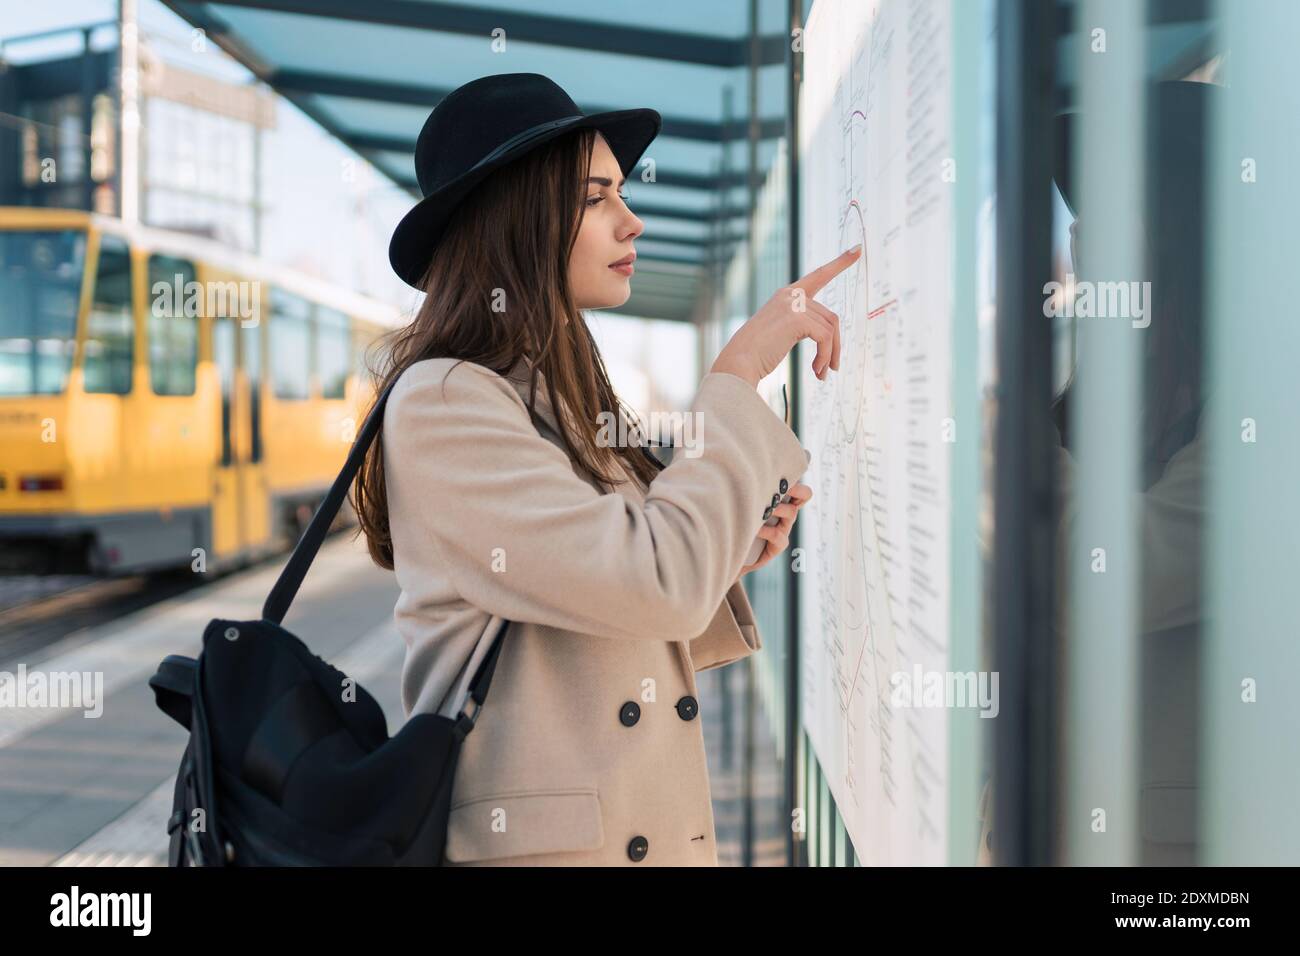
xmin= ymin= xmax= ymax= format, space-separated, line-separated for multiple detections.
xmin=239 ymin=291 xmax=269 ymax=552
xmin=209 ymin=269 xmax=272 ymax=565
xmin=211 ymin=307 xmax=243 ymax=563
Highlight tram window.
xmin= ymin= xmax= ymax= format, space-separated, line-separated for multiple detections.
xmin=269 ymin=287 xmax=311 ymax=400
xmin=83 ymin=235 xmax=133 ymax=395
xmin=0 ymin=229 xmax=84 ymax=397
xmin=316 ymin=306 xmax=350 ymax=399
xmin=147 ymin=254 xmax=198 ymax=396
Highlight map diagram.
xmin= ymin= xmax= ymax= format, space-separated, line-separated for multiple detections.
xmin=797 ymin=0 xmax=954 ymax=865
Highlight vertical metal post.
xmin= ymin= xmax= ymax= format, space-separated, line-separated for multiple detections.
xmin=740 ymin=0 xmax=762 ymax=870
xmin=784 ymin=0 xmax=805 ymax=869
xmin=716 ymin=87 xmax=735 ymax=789
xmin=991 ymin=0 xmax=1059 ymax=866
xmin=252 ymin=124 xmax=263 ymax=253
xmin=118 ymin=0 xmax=140 ymax=224
xmin=80 ymin=27 xmax=95 ymax=211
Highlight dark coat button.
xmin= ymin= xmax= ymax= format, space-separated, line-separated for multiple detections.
xmin=779 ymin=478 xmax=789 ymax=494
xmin=771 ymin=493 xmax=781 ymax=509
xmin=619 ymin=701 xmax=640 ymax=726
xmin=762 ymin=505 xmax=773 ymax=520
xmin=675 ymin=695 xmax=698 ymax=720
xmin=627 ymin=835 xmax=649 ymax=862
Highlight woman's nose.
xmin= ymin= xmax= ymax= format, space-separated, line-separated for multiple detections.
xmin=623 ymin=209 xmax=644 ymax=240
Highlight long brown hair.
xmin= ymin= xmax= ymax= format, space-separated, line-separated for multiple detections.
xmin=352 ymin=126 xmax=660 ymax=570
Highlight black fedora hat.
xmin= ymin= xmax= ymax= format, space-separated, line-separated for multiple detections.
xmin=388 ymin=72 xmax=661 ymax=289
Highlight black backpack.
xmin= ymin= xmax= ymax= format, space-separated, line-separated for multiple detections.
xmin=148 ymin=377 xmax=508 ymax=866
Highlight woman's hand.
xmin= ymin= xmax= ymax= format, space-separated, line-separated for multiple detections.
xmin=739 ymin=483 xmax=813 ymax=575
xmin=709 ymin=246 xmax=861 ymax=387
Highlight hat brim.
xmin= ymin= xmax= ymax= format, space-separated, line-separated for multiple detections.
xmin=389 ymin=107 xmax=662 ymax=289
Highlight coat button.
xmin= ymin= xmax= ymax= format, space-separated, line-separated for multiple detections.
xmin=779 ymin=478 xmax=789 ymax=494
xmin=619 ymin=701 xmax=640 ymax=726
xmin=762 ymin=505 xmax=773 ymax=520
xmin=675 ymin=695 xmax=698 ymax=720
xmin=627 ymin=835 xmax=649 ymax=862
xmin=770 ymin=493 xmax=781 ymax=509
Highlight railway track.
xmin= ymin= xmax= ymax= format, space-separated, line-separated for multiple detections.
xmin=0 ymin=519 xmax=356 ymax=667
xmin=0 ymin=572 xmax=208 ymax=668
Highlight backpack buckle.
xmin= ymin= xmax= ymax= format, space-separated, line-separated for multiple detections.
xmin=455 ymin=694 xmax=481 ymax=736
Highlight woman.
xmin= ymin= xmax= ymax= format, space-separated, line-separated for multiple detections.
xmin=354 ymin=73 xmax=859 ymax=866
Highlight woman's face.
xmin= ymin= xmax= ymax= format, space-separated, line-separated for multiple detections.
xmin=568 ymin=133 xmax=644 ymax=310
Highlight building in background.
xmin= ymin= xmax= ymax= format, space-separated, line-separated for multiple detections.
xmin=0 ymin=24 xmax=273 ymax=253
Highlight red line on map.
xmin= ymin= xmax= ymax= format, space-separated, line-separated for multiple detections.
xmin=867 ymin=298 xmax=898 ymax=319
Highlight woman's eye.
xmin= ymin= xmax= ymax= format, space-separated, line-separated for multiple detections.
xmin=586 ymin=193 xmax=632 ymax=207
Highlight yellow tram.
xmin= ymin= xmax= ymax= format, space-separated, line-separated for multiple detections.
xmin=0 ymin=207 xmax=400 ymax=576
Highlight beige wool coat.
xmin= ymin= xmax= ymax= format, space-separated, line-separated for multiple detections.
xmin=382 ymin=355 xmax=810 ymax=865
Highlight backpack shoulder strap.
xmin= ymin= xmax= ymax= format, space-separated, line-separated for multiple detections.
xmin=257 ymin=365 xmax=569 ymax=717
xmin=261 ymin=376 xmax=399 ymax=626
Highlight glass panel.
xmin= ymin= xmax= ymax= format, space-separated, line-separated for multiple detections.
xmin=1202 ymin=0 xmax=1300 ymax=865
xmin=1056 ymin=0 xmax=1148 ymax=867
xmin=1046 ymin=0 xmax=1283 ymax=866
xmin=950 ymin=0 xmax=998 ymax=867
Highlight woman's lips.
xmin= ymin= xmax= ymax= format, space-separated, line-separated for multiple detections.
xmin=609 ymin=262 xmax=634 ymax=276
